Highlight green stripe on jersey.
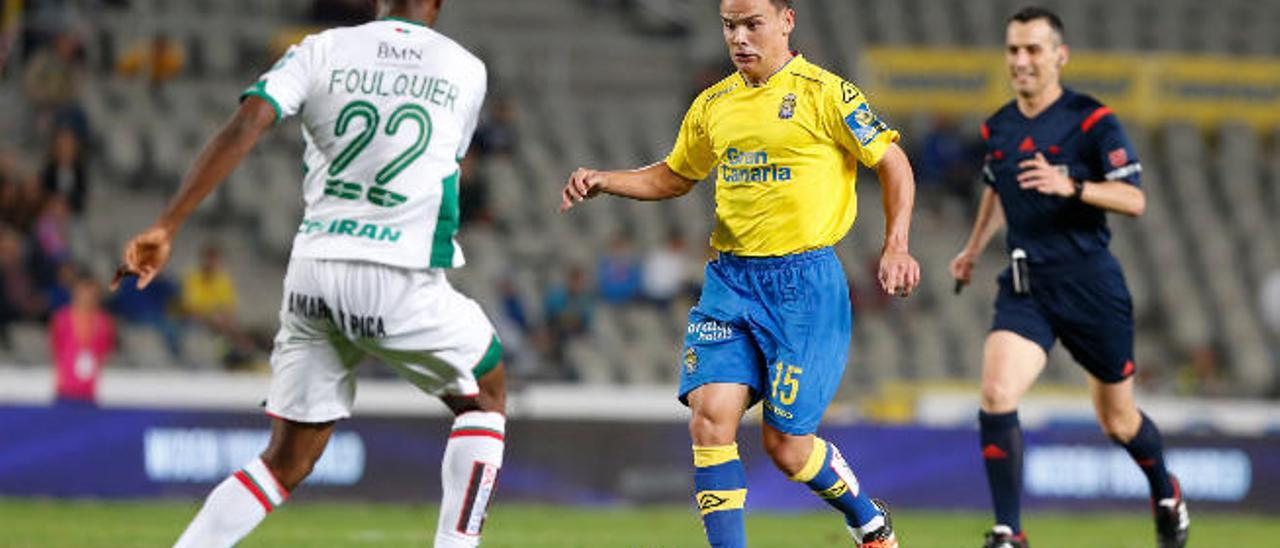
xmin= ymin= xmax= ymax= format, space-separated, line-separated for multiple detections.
xmin=472 ymin=335 xmax=503 ymax=378
xmin=241 ymin=80 xmax=283 ymax=124
xmin=429 ymin=169 xmax=461 ymax=268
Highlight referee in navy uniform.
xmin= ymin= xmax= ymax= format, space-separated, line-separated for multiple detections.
xmin=949 ymin=7 xmax=1189 ymax=548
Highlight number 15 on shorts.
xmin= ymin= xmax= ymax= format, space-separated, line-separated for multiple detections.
xmin=771 ymin=362 xmax=802 ymax=405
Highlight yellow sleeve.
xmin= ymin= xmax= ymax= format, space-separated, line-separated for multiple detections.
xmin=823 ymin=78 xmax=900 ymax=168
xmin=665 ymin=98 xmax=717 ymax=181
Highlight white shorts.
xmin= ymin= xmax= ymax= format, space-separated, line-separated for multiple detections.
xmin=266 ymin=258 xmax=501 ymax=423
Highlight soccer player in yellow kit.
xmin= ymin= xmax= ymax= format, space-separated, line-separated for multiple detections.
xmin=561 ymin=1 xmax=919 ymax=546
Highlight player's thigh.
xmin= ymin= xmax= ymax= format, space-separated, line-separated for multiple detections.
xmin=269 ymin=264 xmax=365 ymax=423
xmin=678 ymin=307 xmax=767 ymax=411
xmin=981 ymin=330 xmax=1048 ymax=413
xmin=754 ymin=253 xmax=850 ymax=436
xmin=267 ymin=330 xmax=363 ymax=422
xmin=365 ymin=272 xmax=502 ymax=400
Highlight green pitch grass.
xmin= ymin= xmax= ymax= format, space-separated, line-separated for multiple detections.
xmin=4 ymin=498 xmax=1276 ymax=547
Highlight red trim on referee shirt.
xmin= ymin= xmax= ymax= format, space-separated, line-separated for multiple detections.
xmin=234 ymin=470 xmax=274 ymax=513
xmin=980 ymin=122 xmax=990 ymax=141
xmin=1081 ymin=106 xmax=1113 ymax=133
xmin=450 ymin=429 xmax=505 ymax=441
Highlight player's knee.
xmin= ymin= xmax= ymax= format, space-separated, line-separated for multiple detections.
xmin=1098 ymin=410 xmax=1140 ymax=442
xmin=980 ymin=380 xmax=1020 ymax=412
xmin=688 ymin=410 xmax=736 ymax=446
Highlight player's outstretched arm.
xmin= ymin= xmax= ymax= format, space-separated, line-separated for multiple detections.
xmin=112 ymin=97 xmax=276 ymax=290
xmin=951 ymin=186 xmax=1006 ymax=290
xmin=559 ymin=162 xmax=696 ymax=213
xmin=873 ymin=143 xmax=922 ymax=297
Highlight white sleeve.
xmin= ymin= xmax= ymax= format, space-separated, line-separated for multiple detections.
xmin=455 ymin=62 xmax=487 ymax=160
xmin=240 ymin=34 xmax=322 ymax=122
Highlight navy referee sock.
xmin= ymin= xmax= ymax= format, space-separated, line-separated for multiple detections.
xmin=980 ymin=410 xmax=1023 ymax=534
xmin=1115 ymin=411 xmax=1175 ymax=500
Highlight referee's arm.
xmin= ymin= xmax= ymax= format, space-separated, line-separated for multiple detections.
xmin=1018 ymin=152 xmax=1145 ymax=217
xmin=1075 ymin=180 xmax=1145 ymax=217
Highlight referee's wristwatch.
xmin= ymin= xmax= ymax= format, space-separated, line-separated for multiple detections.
xmin=1069 ymin=179 xmax=1085 ymax=201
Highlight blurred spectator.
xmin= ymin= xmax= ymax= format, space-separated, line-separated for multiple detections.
xmin=642 ymin=229 xmax=695 ymax=307
xmin=492 ymin=277 xmax=535 ymax=376
xmin=474 ymin=97 xmax=517 ymax=156
xmin=49 ymin=272 xmax=114 ymax=405
xmin=41 ymin=127 xmax=87 ymax=216
xmin=22 ymin=31 xmax=87 ymax=140
xmin=915 ymin=115 xmax=982 ymax=214
xmin=110 ymin=273 xmax=183 ymax=361
xmin=598 ymin=233 xmax=642 ymax=304
xmin=0 ymin=225 xmax=47 ymax=317
xmin=182 ymin=242 xmax=260 ymax=368
xmin=45 ymin=261 xmax=78 ymax=312
xmin=458 ymin=152 xmax=493 ymax=226
xmin=115 ymin=34 xmax=185 ymax=89
xmin=33 ymin=194 xmax=71 ymax=266
xmin=498 ymin=277 xmax=531 ymax=334
xmin=543 ymin=265 xmax=595 ymax=378
xmin=0 ymin=164 xmax=45 ymax=233
xmin=1 ymin=226 xmax=45 ymax=348
xmin=182 ymin=243 xmax=237 ymax=321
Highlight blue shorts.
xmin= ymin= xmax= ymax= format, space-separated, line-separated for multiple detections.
xmin=991 ymin=251 xmax=1136 ymax=383
xmin=677 ymin=247 xmax=851 ymax=435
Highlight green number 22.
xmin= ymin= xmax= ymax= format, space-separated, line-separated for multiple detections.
xmin=325 ymin=100 xmax=433 ymax=208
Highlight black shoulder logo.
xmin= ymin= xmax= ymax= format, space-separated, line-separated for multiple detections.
xmin=841 ymin=81 xmax=861 ymax=104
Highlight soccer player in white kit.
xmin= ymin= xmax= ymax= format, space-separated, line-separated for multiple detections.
xmin=112 ymin=1 xmax=506 ymax=546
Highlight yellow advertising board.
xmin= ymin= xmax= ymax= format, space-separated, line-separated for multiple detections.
xmin=861 ymin=49 xmax=1280 ymax=129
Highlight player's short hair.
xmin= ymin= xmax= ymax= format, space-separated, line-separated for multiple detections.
xmin=769 ymin=0 xmax=794 ymax=11
xmin=1008 ymin=6 xmax=1065 ymax=42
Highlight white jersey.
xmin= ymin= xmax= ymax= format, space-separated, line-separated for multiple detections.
xmin=243 ymin=17 xmax=486 ymax=269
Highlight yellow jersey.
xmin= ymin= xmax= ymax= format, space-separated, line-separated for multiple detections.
xmin=666 ymin=55 xmax=899 ymax=256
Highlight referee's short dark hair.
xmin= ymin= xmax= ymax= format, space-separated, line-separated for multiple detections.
xmin=1009 ymin=6 xmax=1065 ymax=42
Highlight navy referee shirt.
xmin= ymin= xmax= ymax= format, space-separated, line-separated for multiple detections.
xmin=981 ymin=88 xmax=1142 ymax=266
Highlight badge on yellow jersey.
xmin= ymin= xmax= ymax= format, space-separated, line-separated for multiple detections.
xmin=779 ymin=93 xmax=796 ymax=120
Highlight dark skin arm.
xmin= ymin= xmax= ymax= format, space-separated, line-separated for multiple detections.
xmin=112 ymin=97 xmax=277 ymax=290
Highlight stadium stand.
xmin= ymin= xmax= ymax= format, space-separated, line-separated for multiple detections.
xmin=1 ymin=0 xmax=1277 ymax=398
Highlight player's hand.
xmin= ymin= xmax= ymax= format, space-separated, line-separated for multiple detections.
xmin=950 ymin=249 xmax=978 ymax=292
xmin=111 ymin=224 xmax=175 ymax=291
xmin=1017 ymin=152 xmax=1073 ymax=197
xmin=559 ymin=168 xmax=607 ymax=213
xmin=878 ymin=247 xmax=921 ymax=298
